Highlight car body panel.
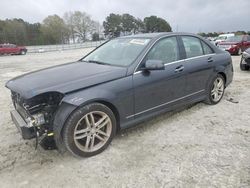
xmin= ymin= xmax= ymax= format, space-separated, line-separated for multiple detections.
xmin=6 ymin=61 xmax=127 ymax=99
xmin=132 ymin=60 xmax=187 ymax=119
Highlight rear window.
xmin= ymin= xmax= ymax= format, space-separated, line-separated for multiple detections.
xmin=182 ymin=36 xmax=203 ymax=58
xmin=201 ymin=41 xmax=213 ymax=55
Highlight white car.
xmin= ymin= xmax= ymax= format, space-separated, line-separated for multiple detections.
xmin=214 ymin=33 xmax=235 ymax=46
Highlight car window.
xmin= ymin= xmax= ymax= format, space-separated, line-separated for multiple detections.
xmin=145 ymin=37 xmax=179 ymax=64
xmin=84 ymin=38 xmax=150 ymax=67
xmin=201 ymin=41 xmax=213 ymax=55
xmin=182 ymin=36 xmax=203 ymax=58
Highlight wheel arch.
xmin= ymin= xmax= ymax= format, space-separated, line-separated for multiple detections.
xmin=93 ymin=100 xmax=121 ymax=131
xmin=53 ymin=98 xmax=121 ymax=151
xmin=218 ymin=72 xmax=227 ymax=85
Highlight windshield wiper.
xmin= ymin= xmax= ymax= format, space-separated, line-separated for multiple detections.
xmin=87 ymin=60 xmax=111 ymax=65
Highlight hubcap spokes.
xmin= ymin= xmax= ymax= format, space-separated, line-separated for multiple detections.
xmin=74 ymin=111 xmax=112 ymax=152
xmin=211 ymin=77 xmax=224 ymax=102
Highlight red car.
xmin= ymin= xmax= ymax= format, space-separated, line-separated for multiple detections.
xmin=218 ymin=35 xmax=250 ymax=55
xmin=0 ymin=44 xmax=27 ymax=55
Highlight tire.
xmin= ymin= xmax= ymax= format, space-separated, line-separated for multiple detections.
xmin=240 ymin=58 xmax=250 ymax=71
xmin=204 ymin=74 xmax=225 ymax=105
xmin=62 ymin=103 xmax=117 ymax=157
xmin=20 ymin=50 xmax=26 ymax=55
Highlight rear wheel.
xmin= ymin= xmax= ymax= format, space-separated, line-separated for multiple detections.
xmin=205 ymin=74 xmax=225 ymax=105
xmin=63 ymin=103 xmax=116 ymax=157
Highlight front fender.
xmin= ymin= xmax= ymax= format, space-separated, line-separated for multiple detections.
xmin=53 ymin=102 xmax=77 ymax=152
xmin=53 ymin=88 xmax=120 ymax=151
xmin=62 ymin=88 xmax=117 ymax=106
xmin=53 ymin=76 xmax=134 ymax=147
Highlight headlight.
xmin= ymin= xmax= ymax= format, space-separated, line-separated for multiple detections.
xmin=231 ymin=45 xmax=237 ymax=48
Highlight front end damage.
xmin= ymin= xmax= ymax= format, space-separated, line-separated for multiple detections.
xmin=10 ymin=91 xmax=64 ymax=150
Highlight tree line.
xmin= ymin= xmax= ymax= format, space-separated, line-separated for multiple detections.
xmin=0 ymin=12 xmax=172 ymax=46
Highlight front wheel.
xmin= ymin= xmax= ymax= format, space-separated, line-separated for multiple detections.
xmin=204 ymin=74 xmax=225 ymax=105
xmin=63 ymin=103 xmax=117 ymax=157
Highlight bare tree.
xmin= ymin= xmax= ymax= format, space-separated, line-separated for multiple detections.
xmin=64 ymin=11 xmax=98 ymax=42
xmin=63 ymin=12 xmax=75 ymax=43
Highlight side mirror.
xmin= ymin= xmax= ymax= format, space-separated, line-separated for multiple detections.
xmin=144 ymin=60 xmax=165 ymax=70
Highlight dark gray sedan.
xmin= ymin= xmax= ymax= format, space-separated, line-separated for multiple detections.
xmin=6 ymin=32 xmax=233 ymax=157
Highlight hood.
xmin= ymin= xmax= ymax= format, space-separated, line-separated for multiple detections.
xmin=6 ymin=61 xmax=127 ymax=99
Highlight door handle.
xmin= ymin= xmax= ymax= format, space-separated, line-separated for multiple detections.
xmin=175 ymin=65 xmax=184 ymax=72
xmin=208 ymin=57 xmax=213 ymax=62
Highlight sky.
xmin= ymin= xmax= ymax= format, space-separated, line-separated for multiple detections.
xmin=0 ymin=0 xmax=250 ymax=33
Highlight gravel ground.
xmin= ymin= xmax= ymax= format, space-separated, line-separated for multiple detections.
xmin=0 ymin=49 xmax=249 ymax=188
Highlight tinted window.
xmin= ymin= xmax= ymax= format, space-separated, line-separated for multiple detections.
xmin=182 ymin=36 xmax=203 ymax=58
xmin=146 ymin=37 xmax=179 ymax=63
xmin=201 ymin=41 xmax=213 ymax=55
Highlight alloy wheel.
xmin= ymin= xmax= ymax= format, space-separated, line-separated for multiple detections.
xmin=211 ymin=77 xmax=224 ymax=102
xmin=73 ymin=111 xmax=112 ymax=152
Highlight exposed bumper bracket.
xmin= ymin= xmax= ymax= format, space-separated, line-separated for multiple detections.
xmin=10 ymin=110 xmax=36 ymax=139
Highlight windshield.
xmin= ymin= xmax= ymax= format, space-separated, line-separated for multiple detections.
xmin=83 ymin=38 xmax=150 ymax=66
xmin=216 ymin=36 xmax=227 ymax=40
xmin=226 ymin=36 xmax=243 ymax=42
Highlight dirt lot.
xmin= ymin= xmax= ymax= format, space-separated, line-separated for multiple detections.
xmin=0 ymin=49 xmax=249 ymax=188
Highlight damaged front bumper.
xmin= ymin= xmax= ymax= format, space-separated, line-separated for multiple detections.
xmin=10 ymin=110 xmax=36 ymax=139
xmin=10 ymin=110 xmax=56 ymax=150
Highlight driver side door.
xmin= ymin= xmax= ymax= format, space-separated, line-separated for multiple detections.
xmin=132 ymin=36 xmax=187 ymax=119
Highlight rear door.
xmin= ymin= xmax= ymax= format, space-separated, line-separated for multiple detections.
xmin=180 ymin=36 xmax=215 ymax=96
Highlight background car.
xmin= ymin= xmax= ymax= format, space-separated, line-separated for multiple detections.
xmin=218 ymin=35 xmax=250 ymax=55
xmin=0 ymin=43 xmax=27 ymax=55
xmin=240 ymin=47 xmax=250 ymax=71
xmin=213 ymin=33 xmax=234 ymax=46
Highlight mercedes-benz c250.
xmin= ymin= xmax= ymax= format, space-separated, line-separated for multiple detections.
xmin=6 ymin=32 xmax=233 ymax=157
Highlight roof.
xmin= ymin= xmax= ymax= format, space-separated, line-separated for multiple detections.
xmin=120 ymin=32 xmax=197 ymax=39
